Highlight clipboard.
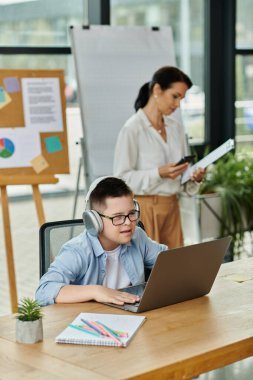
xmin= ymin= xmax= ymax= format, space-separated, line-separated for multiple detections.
xmin=181 ymin=139 xmax=235 ymax=184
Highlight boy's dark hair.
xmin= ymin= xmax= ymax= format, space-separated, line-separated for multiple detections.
xmin=134 ymin=66 xmax=193 ymax=111
xmin=90 ymin=177 xmax=133 ymax=209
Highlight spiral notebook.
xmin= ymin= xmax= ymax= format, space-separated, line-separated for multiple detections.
xmin=55 ymin=312 xmax=146 ymax=348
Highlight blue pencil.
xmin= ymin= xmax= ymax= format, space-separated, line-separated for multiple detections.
xmin=68 ymin=324 xmax=101 ymax=337
xmin=80 ymin=318 xmax=104 ymax=335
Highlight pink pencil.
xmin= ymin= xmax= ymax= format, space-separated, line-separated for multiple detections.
xmin=89 ymin=320 xmax=123 ymax=347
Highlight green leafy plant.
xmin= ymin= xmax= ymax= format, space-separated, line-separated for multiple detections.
xmin=199 ymin=152 xmax=253 ymax=257
xmin=16 ymin=297 xmax=43 ymax=321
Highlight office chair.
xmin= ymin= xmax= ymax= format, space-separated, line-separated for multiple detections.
xmin=39 ymin=219 xmax=85 ymax=277
xmin=39 ymin=219 xmax=150 ymax=279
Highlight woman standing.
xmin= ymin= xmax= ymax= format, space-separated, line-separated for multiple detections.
xmin=113 ymin=66 xmax=204 ymax=248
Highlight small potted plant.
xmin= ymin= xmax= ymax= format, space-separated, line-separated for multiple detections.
xmin=16 ymin=297 xmax=43 ymax=344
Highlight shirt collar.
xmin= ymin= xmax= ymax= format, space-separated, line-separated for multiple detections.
xmin=138 ymin=108 xmax=169 ymax=130
xmin=86 ymin=232 xmax=105 ymax=257
xmin=137 ymin=108 xmax=153 ymax=128
xmin=137 ymin=108 xmax=181 ymax=129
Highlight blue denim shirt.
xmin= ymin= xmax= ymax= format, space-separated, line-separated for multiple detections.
xmin=35 ymin=226 xmax=168 ymax=306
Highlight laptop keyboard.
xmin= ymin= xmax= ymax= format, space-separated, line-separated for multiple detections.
xmin=124 ymin=301 xmax=140 ymax=306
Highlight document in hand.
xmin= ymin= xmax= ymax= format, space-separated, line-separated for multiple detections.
xmin=55 ymin=312 xmax=146 ymax=348
xmin=181 ymin=138 xmax=235 ymax=184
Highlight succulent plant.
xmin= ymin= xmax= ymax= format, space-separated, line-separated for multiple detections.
xmin=16 ymin=297 xmax=43 ymax=321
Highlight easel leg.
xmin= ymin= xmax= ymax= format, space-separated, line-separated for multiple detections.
xmin=32 ymin=185 xmax=45 ymax=225
xmin=0 ymin=186 xmax=18 ymax=313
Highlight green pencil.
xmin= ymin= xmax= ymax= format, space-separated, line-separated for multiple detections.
xmin=68 ymin=324 xmax=101 ymax=337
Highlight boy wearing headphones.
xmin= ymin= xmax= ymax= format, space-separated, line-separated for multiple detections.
xmin=36 ymin=177 xmax=167 ymax=306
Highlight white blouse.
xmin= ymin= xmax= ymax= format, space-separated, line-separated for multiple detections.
xmin=113 ymin=109 xmax=187 ymax=196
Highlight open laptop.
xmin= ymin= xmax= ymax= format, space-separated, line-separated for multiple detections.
xmin=106 ymin=236 xmax=231 ymax=313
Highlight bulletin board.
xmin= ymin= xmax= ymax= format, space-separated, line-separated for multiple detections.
xmin=0 ymin=69 xmax=69 ymax=175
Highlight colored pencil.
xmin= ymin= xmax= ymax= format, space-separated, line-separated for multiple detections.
xmin=93 ymin=321 xmax=123 ymax=347
xmin=96 ymin=321 xmax=128 ymax=338
xmin=80 ymin=318 xmax=104 ymax=335
xmin=68 ymin=324 xmax=101 ymax=337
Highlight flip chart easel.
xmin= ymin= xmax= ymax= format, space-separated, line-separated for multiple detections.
xmin=70 ymin=25 xmax=181 ymax=186
xmin=0 ymin=69 xmax=69 ymax=312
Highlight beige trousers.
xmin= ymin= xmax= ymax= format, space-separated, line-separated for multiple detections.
xmin=135 ymin=195 xmax=184 ymax=249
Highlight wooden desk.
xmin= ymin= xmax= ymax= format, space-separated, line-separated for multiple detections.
xmin=0 ymin=258 xmax=253 ymax=380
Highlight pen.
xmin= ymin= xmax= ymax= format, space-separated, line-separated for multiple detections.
xmin=68 ymin=324 xmax=101 ymax=337
xmin=80 ymin=318 xmax=105 ymax=336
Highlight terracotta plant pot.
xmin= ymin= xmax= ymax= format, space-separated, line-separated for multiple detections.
xmin=16 ymin=318 xmax=43 ymax=344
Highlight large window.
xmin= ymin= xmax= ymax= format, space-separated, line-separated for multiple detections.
xmin=111 ymin=0 xmax=205 ymax=144
xmin=0 ymin=0 xmax=83 ymax=46
xmin=2 ymin=0 xmax=248 ymax=152
xmin=236 ymin=0 xmax=253 ymax=153
xmin=1 ymin=0 xmax=205 ymax=141
xmin=236 ymin=0 xmax=253 ymax=49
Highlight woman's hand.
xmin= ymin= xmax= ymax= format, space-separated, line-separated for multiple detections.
xmin=159 ymin=162 xmax=189 ymax=179
xmin=191 ymin=167 xmax=205 ymax=183
xmin=92 ymin=286 xmax=140 ymax=305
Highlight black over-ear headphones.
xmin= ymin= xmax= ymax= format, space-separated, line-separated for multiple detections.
xmin=83 ymin=176 xmax=140 ymax=236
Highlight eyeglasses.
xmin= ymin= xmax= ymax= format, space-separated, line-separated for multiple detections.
xmin=97 ymin=210 xmax=140 ymax=226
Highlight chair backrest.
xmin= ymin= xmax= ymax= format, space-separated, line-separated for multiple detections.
xmin=39 ymin=219 xmax=150 ymax=279
xmin=39 ymin=219 xmax=85 ymax=277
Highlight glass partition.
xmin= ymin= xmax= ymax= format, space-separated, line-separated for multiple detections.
xmin=0 ymin=0 xmax=83 ymax=47
xmin=236 ymin=0 xmax=253 ymax=153
xmin=236 ymin=0 xmax=253 ymax=49
xmin=235 ymin=55 xmax=253 ymax=152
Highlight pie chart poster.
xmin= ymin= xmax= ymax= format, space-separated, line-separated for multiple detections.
xmin=0 ymin=138 xmax=15 ymax=159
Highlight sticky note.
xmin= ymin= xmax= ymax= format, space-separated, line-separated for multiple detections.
xmin=45 ymin=136 xmax=63 ymax=153
xmin=225 ymin=273 xmax=253 ymax=283
xmin=31 ymin=154 xmax=49 ymax=173
xmin=0 ymin=86 xmax=6 ymax=102
xmin=0 ymin=88 xmax=12 ymax=109
xmin=3 ymin=77 xmax=20 ymax=93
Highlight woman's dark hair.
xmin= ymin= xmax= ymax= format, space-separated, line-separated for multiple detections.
xmin=134 ymin=66 xmax=192 ymax=111
xmin=90 ymin=177 xmax=132 ymax=209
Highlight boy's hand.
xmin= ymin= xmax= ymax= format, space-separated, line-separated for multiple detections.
xmin=92 ymin=285 xmax=140 ymax=305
